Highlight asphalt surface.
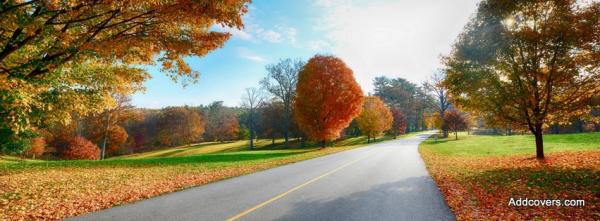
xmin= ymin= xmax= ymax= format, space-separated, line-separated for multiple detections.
xmin=68 ymin=132 xmax=455 ymax=221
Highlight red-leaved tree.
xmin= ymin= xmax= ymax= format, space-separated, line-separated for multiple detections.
xmin=444 ymin=109 xmax=469 ymax=140
xmin=294 ymin=55 xmax=364 ymax=146
xmin=62 ymin=137 xmax=101 ymax=160
xmin=391 ymin=108 xmax=408 ymax=138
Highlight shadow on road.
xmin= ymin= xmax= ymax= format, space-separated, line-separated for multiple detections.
xmin=274 ymin=176 xmax=455 ymax=221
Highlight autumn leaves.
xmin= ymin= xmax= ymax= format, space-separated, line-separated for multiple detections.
xmin=294 ymin=55 xmax=403 ymax=147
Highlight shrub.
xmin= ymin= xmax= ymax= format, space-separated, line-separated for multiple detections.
xmin=62 ymin=137 xmax=100 ymax=160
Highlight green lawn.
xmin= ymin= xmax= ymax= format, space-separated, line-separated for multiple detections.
xmin=420 ymin=132 xmax=600 ymax=157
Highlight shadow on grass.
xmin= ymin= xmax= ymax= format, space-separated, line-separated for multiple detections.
xmin=1 ymin=150 xmax=313 ymax=171
xmin=470 ymin=167 xmax=599 ymax=194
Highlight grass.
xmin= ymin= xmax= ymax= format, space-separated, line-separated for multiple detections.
xmin=419 ymin=132 xmax=600 ymax=220
xmin=0 ymin=133 xmax=419 ymax=220
xmin=421 ymin=132 xmax=600 ymax=156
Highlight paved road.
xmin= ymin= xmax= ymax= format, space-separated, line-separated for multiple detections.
xmin=69 ymin=133 xmax=455 ymax=221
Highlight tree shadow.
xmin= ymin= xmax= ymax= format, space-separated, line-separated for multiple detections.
xmin=1 ymin=151 xmax=312 ymax=171
xmin=471 ymin=167 xmax=599 ymax=194
xmin=273 ymin=176 xmax=456 ymax=221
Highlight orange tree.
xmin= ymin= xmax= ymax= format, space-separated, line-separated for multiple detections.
xmin=294 ymin=55 xmax=363 ymax=146
xmin=0 ymin=0 xmax=249 ymax=153
xmin=356 ymin=96 xmax=393 ymax=143
xmin=158 ymin=107 xmax=204 ymax=146
xmin=444 ymin=0 xmax=600 ymax=158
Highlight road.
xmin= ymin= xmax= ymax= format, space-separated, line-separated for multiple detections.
xmin=69 ymin=132 xmax=455 ymax=221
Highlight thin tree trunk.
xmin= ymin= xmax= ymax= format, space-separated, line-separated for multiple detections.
xmin=455 ymin=131 xmax=458 ymax=140
xmin=534 ymin=127 xmax=544 ymax=159
xmin=249 ymin=125 xmax=254 ymax=150
xmin=101 ymin=112 xmax=110 ymax=160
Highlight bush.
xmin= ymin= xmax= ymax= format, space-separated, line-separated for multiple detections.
xmin=24 ymin=137 xmax=46 ymax=159
xmin=62 ymin=136 xmax=100 ymax=160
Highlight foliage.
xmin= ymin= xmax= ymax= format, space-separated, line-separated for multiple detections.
xmin=260 ymin=58 xmax=305 ymax=146
xmin=158 ymin=107 xmax=204 ymax=146
xmin=24 ymin=137 xmax=45 ymax=159
xmin=0 ymin=0 xmax=249 ymax=143
xmin=373 ymin=76 xmax=434 ymax=132
xmin=444 ymin=109 xmax=469 ymax=140
xmin=420 ymin=133 xmax=600 ymax=220
xmin=390 ymin=108 xmax=407 ymax=137
xmin=0 ymin=138 xmax=389 ymax=220
xmin=294 ymin=55 xmax=364 ymax=144
xmin=0 ymin=129 xmax=38 ymax=154
xmin=259 ymin=100 xmax=285 ymax=141
xmin=62 ymin=136 xmax=100 ymax=160
xmin=204 ymin=102 xmax=239 ymax=142
xmin=356 ymin=96 xmax=393 ymax=142
xmin=444 ymin=0 xmax=600 ymax=158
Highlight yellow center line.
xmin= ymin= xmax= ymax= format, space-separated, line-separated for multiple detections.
xmin=226 ymin=151 xmax=378 ymax=221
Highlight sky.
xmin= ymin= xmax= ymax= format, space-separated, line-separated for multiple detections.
xmin=132 ymin=0 xmax=480 ymax=108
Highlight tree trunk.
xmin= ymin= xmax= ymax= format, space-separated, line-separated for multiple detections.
xmin=534 ymin=129 xmax=544 ymax=159
xmin=249 ymin=127 xmax=254 ymax=150
xmin=321 ymin=140 xmax=326 ymax=148
xmin=455 ymin=131 xmax=458 ymax=140
xmin=100 ymin=112 xmax=110 ymax=160
xmin=271 ymin=137 xmax=275 ymax=145
xmin=300 ymin=136 xmax=305 ymax=148
xmin=367 ymin=135 xmax=370 ymax=143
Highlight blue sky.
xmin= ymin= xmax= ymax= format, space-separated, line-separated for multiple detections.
xmin=132 ymin=0 xmax=479 ymax=108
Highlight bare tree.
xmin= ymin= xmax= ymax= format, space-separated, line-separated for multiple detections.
xmin=424 ymin=70 xmax=450 ymax=138
xmin=241 ymin=87 xmax=265 ymax=149
xmin=260 ymin=58 xmax=305 ymax=147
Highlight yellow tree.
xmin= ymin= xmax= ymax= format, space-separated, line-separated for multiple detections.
xmin=0 ymin=0 xmax=249 ymax=152
xmin=356 ymin=96 xmax=393 ymax=143
xmin=444 ymin=0 xmax=600 ymax=158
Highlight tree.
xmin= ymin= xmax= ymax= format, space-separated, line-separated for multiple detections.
xmin=294 ymin=55 xmax=364 ymax=146
xmin=0 ymin=0 xmax=249 ymax=146
xmin=444 ymin=0 xmax=600 ymax=158
xmin=89 ymin=94 xmax=133 ymax=159
xmin=241 ymin=88 xmax=265 ymax=149
xmin=424 ymin=70 xmax=451 ymax=138
xmin=444 ymin=109 xmax=469 ymax=140
xmin=356 ymin=96 xmax=393 ymax=143
xmin=204 ymin=102 xmax=239 ymax=142
xmin=62 ymin=136 xmax=100 ymax=160
xmin=259 ymin=100 xmax=285 ymax=144
xmin=260 ymin=58 xmax=305 ymax=147
xmin=390 ymin=108 xmax=408 ymax=138
xmin=24 ymin=137 xmax=45 ymax=159
xmin=373 ymin=76 xmax=434 ymax=132
xmin=158 ymin=107 xmax=204 ymax=146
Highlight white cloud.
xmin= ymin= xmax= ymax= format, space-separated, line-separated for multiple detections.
xmin=308 ymin=40 xmax=332 ymax=51
xmin=315 ymin=0 xmax=479 ymax=93
xmin=214 ymin=25 xmax=253 ymax=41
xmin=238 ymin=47 xmax=266 ymax=62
